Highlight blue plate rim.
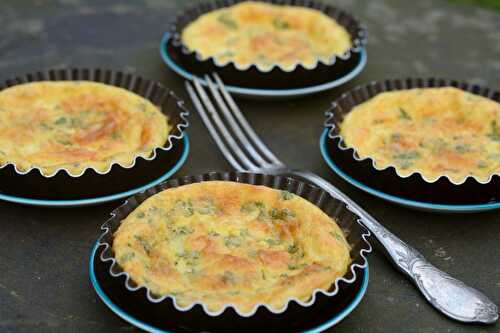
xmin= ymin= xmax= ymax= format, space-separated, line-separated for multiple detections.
xmin=159 ymin=32 xmax=367 ymax=97
xmin=89 ymin=241 xmax=369 ymax=333
xmin=0 ymin=135 xmax=189 ymax=207
xmin=320 ymin=129 xmax=500 ymax=212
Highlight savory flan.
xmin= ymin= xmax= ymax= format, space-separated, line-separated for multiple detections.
xmin=340 ymin=87 xmax=500 ymax=183
xmin=113 ymin=181 xmax=351 ymax=313
xmin=181 ymin=1 xmax=353 ymax=71
xmin=0 ymin=81 xmax=170 ymax=176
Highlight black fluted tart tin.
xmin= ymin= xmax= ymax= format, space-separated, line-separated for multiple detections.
xmin=97 ymin=171 xmax=371 ymax=331
xmin=168 ymin=0 xmax=367 ymax=89
xmin=324 ymin=78 xmax=499 ymax=206
xmin=0 ymin=68 xmax=189 ymax=201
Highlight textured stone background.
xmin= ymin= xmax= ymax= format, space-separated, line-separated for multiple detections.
xmin=0 ymin=0 xmax=499 ymax=332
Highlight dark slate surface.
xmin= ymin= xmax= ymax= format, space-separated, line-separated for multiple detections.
xmin=0 ymin=0 xmax=499 ymax=332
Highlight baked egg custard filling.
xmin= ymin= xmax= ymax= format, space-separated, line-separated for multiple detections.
xmin=181 ymin=1 xmax=353 ymax=70
xmin=0 ymin=81 xmax=170 ymax=176
xmin=340 ymin=87 xmax=500 ymax=183
xmin=113 ymin=181 xmax=351 ymax=313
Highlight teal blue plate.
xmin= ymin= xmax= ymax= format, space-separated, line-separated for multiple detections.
xmin=159 ymin=33 xmax=367 ymax=99
xmin=90 ymin=241 xmax=369 ymax=333
xmin=0 ymin=135 xmax=189 ymax=207
xmin=320 ymin=130 xmax=500 ymax=213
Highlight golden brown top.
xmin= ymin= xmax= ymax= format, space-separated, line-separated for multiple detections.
xmin=0 ymin=81 xmax=170 ymax=176
xmin=181 ymin=1 xmax=352 ymax=71
xmin=113 ymin=181 xmax=351 ymax=313
xmin=340 ymin=87 xmax=500 ymax=183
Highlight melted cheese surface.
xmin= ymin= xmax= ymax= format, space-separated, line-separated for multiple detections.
xmin=113 ymin=181 xmax=351 ymax=313
xmin=0 ymin=81 xmax=170 ymax=175
xmin=340 ymin=87 xmax=500 ymax=183
xmin=181 ymin=1 xmax=352 ymax=70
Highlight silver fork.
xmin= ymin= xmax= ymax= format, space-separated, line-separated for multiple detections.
xmin=185 ymin=74 xmax=498 ymax=324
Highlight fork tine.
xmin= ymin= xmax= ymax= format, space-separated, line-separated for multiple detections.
xmin=188 ymin=78 xmax=260 ymax=171
xmin=204 ymin=74 xmax=269 ymax=167
xmin=212 ymin=73 xmax=283 ymax=166
xmin=185 ymin=81 xmax=244 ymax=171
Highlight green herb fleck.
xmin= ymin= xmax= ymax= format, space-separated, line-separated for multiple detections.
xmin=54 ymin=117 xmax=68 ymax=125
xmin=57 ymin=139 xmax=72 ymax=146
xmin=393 ymin=151 xmax=420 ymax=169
xmin=241 ymin=201 xmax=265 ymax=213
xmin=477 ymin=161 xmax=488 ymax=169
xmin=39 ymin=123 xmax=52 ymax=130
xmin=273 ymin=17 xmax=290 ymax=29
xmin=217 ymin=13 xmax=237 ymax=29
xmin=398 ymin=108 xmax=412 ymax=120
xmin=176 ymin=250 xmax=200 ymax=261
xmin=134 ymin=235 xmax=152 ymax=255
xmin=330 ymin=231 xmax=345 ymax=242
xmin=287 ymin=244 xmax=299 ymax=254
xmin=218 ymin=50 xmax=235 ymax=58
xmin=173 ymin=226 xmax=194 ymax=237
xmin=265 ymin=238 xmax=281 ymax=247
xmin=224 ymin=235 xmax=242 ymax=248
xmin=270 ymin=208 xmax=296 ymax=220
xmin=137 ymin=103 xmax=147 ymax=112
xmin=455 ymin=144 xmax=472 ymax=154
xmin=257 ymin=54 xmax=268 ymax=61
xmin=148 ymin=207 xmax=160 ymax=216
xmin=391 ymin=133 xmax=402 ymax=142
xmin=393 ymin=151 xmax=420 ymax=160
xmin=280 ymin=190 xmax=294 ymax=200
xmin=70 ymin=117 xmax=84 ymax=128
xmin=119 ymin=252 xmax=135 ymax=263
xmin=241 ymin=201 xmax=268 ymax=220
xmin=208 ymin=230 xmax=220 ymax=237
xmin=197 ymin=202 xmax=216 ymax=215
xmin=424 ymin=117 xmax=436 ymax=124
xmin=269 ymin=208 xmax=280 ymax=219
xmin=487 ymin=120 xmax=500 ymax=141
xmin=176 ymin=200 xmax=194 ymax=217
xmin=490 ymin=153 xmax=500 ymax=161
xmin=429 ymin=138 xmax=448 ymax=154
xmin=288 ymin=263 xmax=307 ymax=270
xmin=137 ymin=212 xmax=145 ymax=219
xmin=221 ymin=271 xmax=235 ymax=284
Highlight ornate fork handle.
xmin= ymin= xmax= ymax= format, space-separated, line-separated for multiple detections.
xmin=289 ymin=169 xmax=498 ymax=324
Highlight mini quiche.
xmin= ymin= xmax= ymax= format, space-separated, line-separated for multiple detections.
xmin=340 ymin=87 xmax=500 ymax=183
xmin=181 ymin=1 xmax=352 ymax=71
xmin=113 ymin=181 xmax=351 ymax=313
xmin=0 ymin=81 xmax=170 ymax=176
